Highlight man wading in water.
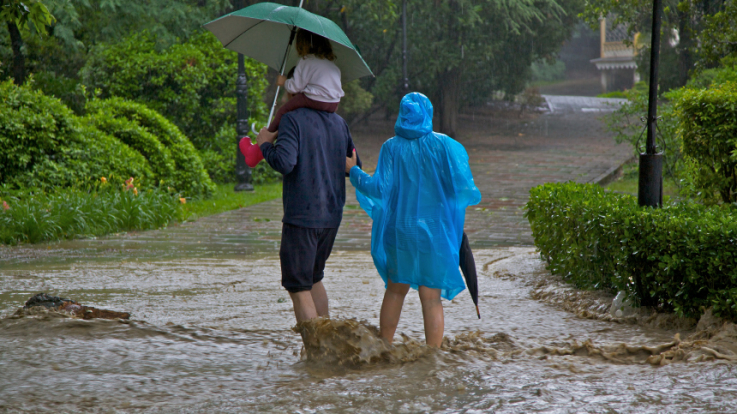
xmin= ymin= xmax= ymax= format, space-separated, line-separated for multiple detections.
xmin=256 ymin=105 xmax=360 ymax=322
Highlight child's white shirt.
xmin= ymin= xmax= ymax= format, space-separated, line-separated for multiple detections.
xmin=284 ymin=54 xmax=344 ymax=103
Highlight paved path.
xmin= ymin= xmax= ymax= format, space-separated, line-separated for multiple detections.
xmin=0 ymin=97 xmax=632 ymax=263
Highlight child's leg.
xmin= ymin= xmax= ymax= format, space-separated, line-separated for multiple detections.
xmin=418 ymin=286 xmax=444 ymax=347
xmin=268 ymin=93 xmax=312 ymax=132
xmin=301 ymin=97 xmax=340 ymax=113
xmin=379 ymin=280 xmax=410 ymax=344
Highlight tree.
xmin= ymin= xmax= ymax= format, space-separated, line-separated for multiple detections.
xmin=580 ymin=0 xmax=732 ymax=91
xmin=1 ymin=0 xmax=54 ymax=84
xmin=404 ymin=0 xmax=584 ymax=135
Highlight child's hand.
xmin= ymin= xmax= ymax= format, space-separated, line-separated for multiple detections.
xmin=346 ymin=149 xmax=358 ymax=173
xmin=276 ymin=75 xmax=287 ymax=86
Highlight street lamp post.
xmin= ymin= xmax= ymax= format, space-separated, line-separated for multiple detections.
xmin=234 ymin=53 xmax=254 ymax=192
xmin=638 ymin=0 xmax=664 ymax=207
xmin=402 ymin=0 xmax=409 ymax=93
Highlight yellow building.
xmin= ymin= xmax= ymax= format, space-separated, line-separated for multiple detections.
xmin=590 ymin=17 xmax=640 ymax=93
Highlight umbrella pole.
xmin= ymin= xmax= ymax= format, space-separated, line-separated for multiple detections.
xmin=267 ymin=27 xmax=298 ymax=127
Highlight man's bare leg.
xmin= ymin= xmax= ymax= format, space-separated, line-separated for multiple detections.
xmin=379 ymin=280 xmax=410 ymax=344
xmin=310 ymin=281 xmax=329 ymax=317
xmin=289 ymin=290 xmax=318 ymax=323
xmin=418 ymin=286 xmax=444 ymax=347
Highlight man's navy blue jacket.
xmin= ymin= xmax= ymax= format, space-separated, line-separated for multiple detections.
xmin=260 ymin=108 xmax=361 ymax=229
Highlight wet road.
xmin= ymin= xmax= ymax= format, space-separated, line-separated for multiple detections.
xmin=2 ymin=103 xmax=734 ymax=413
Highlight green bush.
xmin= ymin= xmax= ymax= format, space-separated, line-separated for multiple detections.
xmin=87 ymin=97 xmax=215 ymax=197
xmin=0 ymin=183 xmax=178 ymax=245
xmin=338 ymin=80 xmax=374 ymax=122
xmin=86 ymin=102 xmax=177 ymax=186
xmin=0 ymin=80 xmax=152 ymax=189
xmin=603 ymin=82 xmax=684 ymax=181
xmin=675 ymin=82 xmax=737 ymax=204
xmin=199 ymin=125 xmax=282 ymax=185
xmin=525 ymin=182 xmax=737 ymax=320
xmin=80 ymin=30 xmax=268 ymax=148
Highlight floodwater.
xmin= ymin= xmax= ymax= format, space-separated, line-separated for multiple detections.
xmin=2 ymin=248 xmax=737 ymax=413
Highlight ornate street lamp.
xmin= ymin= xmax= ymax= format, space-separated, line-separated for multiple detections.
xmin=234 ymin=53 xmax=254 ymax=192
xmin=638 ymin=0 xmax=664 ymax=207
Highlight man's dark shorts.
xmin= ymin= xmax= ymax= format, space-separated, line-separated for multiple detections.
xmin=280 ymin=223 xmax=339 ymax=293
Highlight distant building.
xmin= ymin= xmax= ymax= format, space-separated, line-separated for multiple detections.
xmin=590 ymin=17 xmax=640 ymax=93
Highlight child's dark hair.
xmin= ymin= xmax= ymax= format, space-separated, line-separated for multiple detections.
xmin=295 ymin=29 xmax=336 ymax=61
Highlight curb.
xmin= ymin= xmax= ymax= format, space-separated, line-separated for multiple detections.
xmin=591 ymin=155 xmax=636 ymax=187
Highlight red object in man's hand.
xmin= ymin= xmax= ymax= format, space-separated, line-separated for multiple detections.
xmin=239 ymin=137 xmax=264 ymax=168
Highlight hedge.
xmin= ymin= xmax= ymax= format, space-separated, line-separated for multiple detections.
xmin=80 ymin=30 xmax=268 ymax=148
xmin=675 ymin=81 xmax=737 ymax=204
xmin=86 ymin=98 xmax=215 ymax=197
xmin=0 ymin=80 xmax=152 ymax=189
xmin=525 ymin=182 xmax=737 ymax=321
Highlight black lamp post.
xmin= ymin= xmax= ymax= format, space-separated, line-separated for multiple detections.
xmin=402 ymin=0 xmax=409 ymax=93
xmin=638 ymin=0 xmax=664 ymax=207
xmin=234 ymin=53 xmax=254 ymax=192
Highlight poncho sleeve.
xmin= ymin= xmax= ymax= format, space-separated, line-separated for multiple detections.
xmin=349 ymin=142 xmax=394 ymax=220
xmin=444 ymin=136 xmax=482 ymax=209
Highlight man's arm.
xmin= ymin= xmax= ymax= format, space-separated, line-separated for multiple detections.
xmin=344 ymin=124 xmax=362 ymax=177
xmin=259 ymin=116 xmax=299 ymax=175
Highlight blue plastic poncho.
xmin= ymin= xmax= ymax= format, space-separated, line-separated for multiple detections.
xmin=349 ymin=93 xmax=482 ymax=300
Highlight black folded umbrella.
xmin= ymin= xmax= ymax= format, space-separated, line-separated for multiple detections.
xmin=459 ymin=232 xmax=480 ymax=318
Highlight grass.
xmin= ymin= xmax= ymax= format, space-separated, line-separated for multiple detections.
xmin=0 ymin=181 xmax=282 ymax=246
xmin=605 ymin=163 xmax=680 ymax=200
xmin=0 ymin=184 xmax=178 ymax=245
xmin=177 ymin=182 xmax=282 ymax=222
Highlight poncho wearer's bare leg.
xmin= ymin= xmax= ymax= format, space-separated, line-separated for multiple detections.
xmin=379 ymin=280 xmax=410 ymax=344
xmin=419 ymin=286 xmax=444 ymax=347
xmin=289 ymin=281 xmax=329 ymax=322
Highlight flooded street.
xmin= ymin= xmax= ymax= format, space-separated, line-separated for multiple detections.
xmin=3 ymin=248 xmax=737 ymax=413
xmin=2 ymin=106 xmax=735 ymax=413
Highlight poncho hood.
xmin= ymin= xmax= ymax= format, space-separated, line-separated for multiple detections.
xmin=394 ymin=92 xmax=433 ymax=140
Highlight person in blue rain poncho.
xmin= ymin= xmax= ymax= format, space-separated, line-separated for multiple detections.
xmin=345 ymin=92 xmax=481 ymax=347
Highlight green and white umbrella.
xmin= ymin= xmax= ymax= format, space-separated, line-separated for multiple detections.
xmin=205 ymin=2 xmax=373 ymax=125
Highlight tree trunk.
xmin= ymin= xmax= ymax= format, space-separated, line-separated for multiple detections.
xmin=438 ymin=67 xmax=461 ymax=137
xmin=676 ymin=9 xmax=693 ymax=87
xmin=7 ymin=21 xmax=26 ymax=85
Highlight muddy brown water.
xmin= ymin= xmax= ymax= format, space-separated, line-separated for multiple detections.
xmin=2 ymin=248 xmax=737 ymax=413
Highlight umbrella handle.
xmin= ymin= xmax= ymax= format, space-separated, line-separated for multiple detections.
xmin=267 ymin=86 xmax=281 ymax=126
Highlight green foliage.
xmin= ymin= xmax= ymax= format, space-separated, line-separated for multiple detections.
xmin=0 ymin=0 xmax=54 ymax=34
xmin=699 ymin=0 xmax=737 ymax=66
xmin=597 ymin=91 xmax=627 ymax=99
xmin=80 ymin=30 xmax=268 ymax=148
xmin=0 ymin=80 xmax=151 ymax=189
xmin=338 ymin=79 xmax=374 ymax=122
xmin=86 ymin=97 xmax=215 ymax=197
xmin=675 ymin=81 xmax=737 ymax=204
xmin=525 ymin=182 xmax=737 ymax=321
xmin=86 ymin=100 xmax=177 ymax=187
xmin=530 ymin=59 xmax=566 ymax=83
xmin=603 ymin=82 xmax=683 ymax=180
xmin=197 ymin=124 xmax=282 ymax=185
xmin=0 ymin=183 xmax=178 ymax=245
xmin=686 ymin=56 xmax=737 ymax=90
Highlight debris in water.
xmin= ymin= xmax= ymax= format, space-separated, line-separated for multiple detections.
xmin=13 ymin=293 xmax=130 ymax=320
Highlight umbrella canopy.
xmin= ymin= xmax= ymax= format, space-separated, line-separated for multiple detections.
xmin=204 ymin=2 xmax=373 ymax=82
xmin=460 ymin=232 xmax=480 ymax=319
